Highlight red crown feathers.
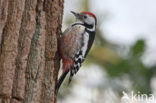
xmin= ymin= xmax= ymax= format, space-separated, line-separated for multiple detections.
xmin=82 ymin=11 xmax=96 ymax=20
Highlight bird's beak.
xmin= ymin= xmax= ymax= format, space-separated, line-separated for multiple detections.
xmin=71 ymin=11 xmax=80 ymax=19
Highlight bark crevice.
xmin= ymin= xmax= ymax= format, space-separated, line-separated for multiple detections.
xmin=12 ymin=96 xmax=23 ymax=102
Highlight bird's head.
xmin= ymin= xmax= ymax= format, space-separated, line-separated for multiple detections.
xmin=71 ymin=11 xmax=97 ymax=27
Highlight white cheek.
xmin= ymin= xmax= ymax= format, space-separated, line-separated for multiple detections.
xmin=85 ymin=17 xmax=96 ymax=31
xmin=86 ymin=17 xmax=95 ymax=25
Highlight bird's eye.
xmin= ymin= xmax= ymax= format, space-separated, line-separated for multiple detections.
xmin=83 ymin=15 xmax=87 ymax=19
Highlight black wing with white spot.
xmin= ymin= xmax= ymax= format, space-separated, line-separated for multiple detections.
xmin=68 ymin=30 xmax=95 ymax=83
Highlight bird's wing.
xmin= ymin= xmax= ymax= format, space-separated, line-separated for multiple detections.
xmin=68 ymin=30 xmax=95 ymax=83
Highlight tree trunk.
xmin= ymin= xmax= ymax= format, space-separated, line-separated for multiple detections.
xmin=0 ymin=0 xmax=64 ymax=103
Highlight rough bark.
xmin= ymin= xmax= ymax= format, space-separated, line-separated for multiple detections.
xmin=0 ymin=0 xmax=64 ymax=103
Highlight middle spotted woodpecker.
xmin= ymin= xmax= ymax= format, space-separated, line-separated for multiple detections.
xmin=56 ymin=11 xmax=97 ymax=93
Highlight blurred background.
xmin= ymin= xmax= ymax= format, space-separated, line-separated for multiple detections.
xmin=58 ymin=0 xmax=156 ymax=103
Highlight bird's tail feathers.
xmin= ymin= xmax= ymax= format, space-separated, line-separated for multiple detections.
xmin=55 ymin=70 xmax=69 ymax=94
xmin=68 ymin=72 xmax=74 ymax=85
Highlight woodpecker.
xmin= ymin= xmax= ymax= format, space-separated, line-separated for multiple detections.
xmin=56 ymin=11 xmax=97 ymax=93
